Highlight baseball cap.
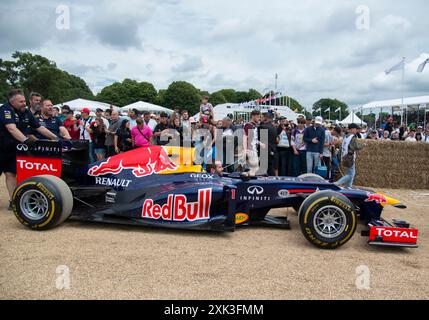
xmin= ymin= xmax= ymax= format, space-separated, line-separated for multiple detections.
xmin=96 ymin=108 xmax=103 ymax=113
xmin=315 ymin=116 xmax=323 ymax=125
xmin=81 ymin=108 xmax=90 ymax=114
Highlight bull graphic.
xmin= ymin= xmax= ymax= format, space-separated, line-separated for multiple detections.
xmin=88 ymin=146 xmax=177 ymax=177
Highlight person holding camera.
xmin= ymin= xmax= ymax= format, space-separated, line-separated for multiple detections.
xmin=276 ymin=116 xmax=291 ymax=176
xmin=336 ymin=123 xmax=364 ymax=188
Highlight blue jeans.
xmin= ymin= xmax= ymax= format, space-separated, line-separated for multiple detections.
xmin=291 ymin=150 xmax=307 ymax=177
xmin=277 ymin=147 xmax=290 ymax=176
xmin=306 ymin=152 xmax=320 ymax=174
xmin=337 ymin=164 xmax=356 ymax=188
xmin=88 ymin=141 xmax=96 ymax=163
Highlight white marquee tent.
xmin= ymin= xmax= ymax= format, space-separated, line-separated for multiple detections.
xmin=339 ymin=111 xmax=367 ymax=126
xmin=121 ymin=101 xmax=173 ymax=114
xmin=194 ymin=103 xmax=299 ymax=122
xmin=360 ymin=96 xmax=429 ymax=111
xmin=54 ymin=98 xmax=118 ymax=112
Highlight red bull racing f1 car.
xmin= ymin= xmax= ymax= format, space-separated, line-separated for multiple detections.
xmin=11 ymin=140 xmax=419 ymax=249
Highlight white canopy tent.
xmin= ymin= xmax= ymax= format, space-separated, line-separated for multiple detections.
xmin=121 ymin=101 xmax=173 ymax=114
xmin=360 ymin=96 xmax=429 ymax=111
xmin=194 ymin=103 xmax=299 ymax=123
xmin=339 ymin=111 xmax=367 ymax=126
xmin=53 ymin=98 xmax=118 ymax=112
xmin=358 ymin=96 xmax=429 ymax=128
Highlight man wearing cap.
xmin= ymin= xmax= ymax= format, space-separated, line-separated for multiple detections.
xmin=405 ymin=129 xmax=417 ymax=142
xmin=58 ymin=105 xmax=71 ymax=122
xmin=424 ymin=127 xmax=429 ymax=143
xmin=336 ymin=123 xmax=364 ymax=188
xmin=276 ymin=116 xmax=291 ymax=176
xmin=260 ymin=112 xmax=278 ymax=176
xmin=243 ymin=110 xmax=263 ymax=176
xmin=95 ymin=108 xmax=110 ymax=129
xmin=303 ymin=116 xmax=325 ymax=174
xmin=79 ymin=108 xmax=95 ymax=162
xmin=153 ymin=112 xmax=170 ymax=146
xmin=322 ymin=123 xmax=334 ymax=180
xmin=63 ymin=110 xmax=80 ymax=140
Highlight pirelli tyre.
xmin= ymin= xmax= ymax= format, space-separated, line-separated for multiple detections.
xmin=298 ymin=190 xmax=357 ymax=249
xmin=12 ymin=175 xmax=73 ymax=230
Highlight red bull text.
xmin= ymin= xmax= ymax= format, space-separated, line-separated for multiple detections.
xmin=142 ymin=188 xmax=212 ymax=222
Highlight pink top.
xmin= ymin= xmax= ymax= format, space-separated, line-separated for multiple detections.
xmin=131 ymin=125 xmax=153 ymax=147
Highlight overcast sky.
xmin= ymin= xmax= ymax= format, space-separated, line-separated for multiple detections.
xmin=1 ymin=0 xmax=428 ymax=108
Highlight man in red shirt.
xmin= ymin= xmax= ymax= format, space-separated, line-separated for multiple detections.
xmin=63 ymin=110 xmax=80 ymax=140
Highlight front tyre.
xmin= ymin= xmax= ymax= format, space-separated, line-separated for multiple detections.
xmin=298 ymin=191 xmax=357 ymax=249
xmin=12 ymin=175 xmax=73 ymax=230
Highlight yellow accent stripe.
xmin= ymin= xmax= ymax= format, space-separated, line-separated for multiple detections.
xmin=339 ymin=210 xmax=356 ymax=244
xmin=38 ymin=199 xmax=55 ymax=228
xmin=12 ymin=182 xmax=37 ymax=200
xmin=303 ymin=197 xmax=329 ymax=224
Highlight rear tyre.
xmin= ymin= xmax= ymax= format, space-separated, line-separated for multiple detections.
xmin=298 ymin=190 xmax=357 ymax=249
xmin=12 ymin=175 xmax=73 ymax=230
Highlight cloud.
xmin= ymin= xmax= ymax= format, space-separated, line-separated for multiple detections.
xmin=0 ymin=0 xmax=428 ymax=108
xmin=172 ymin=56 xmax=203 ymax=73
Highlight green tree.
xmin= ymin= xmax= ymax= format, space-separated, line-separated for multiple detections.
xmin=247 ymin=89 xmax=262 ymax=101
xmin=164 ymin=81 xmax=201 ymax=114
xmin=312 ymin=98 xmax=349 ymax=121
xmin=0 ymin=51 xmax=94 ymax=103
xmin=288 ymin=97 xmax=305 ymax=113
xmin=155 ymin=89 xmax=167 ymax=106
xmin=214 ymin=89 xmax=237 ymax=102
xmin=209 ymin=92 xmax=227 ymax=106
xmin=96 ymin=79 xmax=157 ymax=106
xmin=235 ymin=91 xmax=249 ymax=103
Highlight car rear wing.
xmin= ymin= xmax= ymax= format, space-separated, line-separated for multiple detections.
xmin=16 ymin=140 xmax=63 ymax=184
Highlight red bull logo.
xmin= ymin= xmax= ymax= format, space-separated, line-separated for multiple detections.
xmin=88 ymin=146 xmax=177 ymax=178
xmin=142 ymin=188 xmax=212 ymax=222
xmin=365 ymin=192 xmax=388 ymax=205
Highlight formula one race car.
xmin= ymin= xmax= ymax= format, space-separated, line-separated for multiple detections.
xmin=11 ymin=140 xmax=419 ymax=249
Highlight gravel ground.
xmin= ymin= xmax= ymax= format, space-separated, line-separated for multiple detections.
xmin=0 ymin=184 xmax=428 ymax=300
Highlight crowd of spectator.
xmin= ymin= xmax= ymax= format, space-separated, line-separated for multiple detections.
xmin=2 ymin=90 xmax=429 ymax=210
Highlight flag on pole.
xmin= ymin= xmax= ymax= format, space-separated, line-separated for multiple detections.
xmin=385 ymin=59 xmax=405 ymax=75
xmin=417 ymin=58 xmax=429 ymax=73
xmin=335 ymin=107 xmax=341 ymax=113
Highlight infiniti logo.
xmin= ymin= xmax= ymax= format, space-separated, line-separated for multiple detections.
xmin=247 ymin=186 xmax=264 ymax=195
xmin=17 ymin=144 xmax=29 ymax=151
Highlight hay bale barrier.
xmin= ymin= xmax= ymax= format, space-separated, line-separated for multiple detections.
xmin=352 ymin=140 xmax=429 ymax=189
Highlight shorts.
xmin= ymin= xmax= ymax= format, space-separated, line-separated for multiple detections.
xmin=94 ymin=148 xmax=106 ymax=155
xmin=0 ymin=151 xmax=16 ymax=175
